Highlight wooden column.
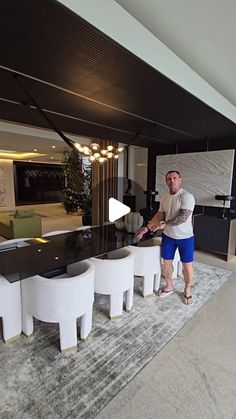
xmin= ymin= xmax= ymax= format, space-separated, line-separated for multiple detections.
xmin=92 ymin=140 xmax=118 ymax=225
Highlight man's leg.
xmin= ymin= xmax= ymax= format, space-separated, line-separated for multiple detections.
xmin=177 ymin=236 xmax=194 ymax=304
xmin=159 ymin=234 xmax=176 ymax=296
xmin=182 ymin=262 xmax=193 ymax=304
xmin=162 ymin=259 xmax=174 ymax=291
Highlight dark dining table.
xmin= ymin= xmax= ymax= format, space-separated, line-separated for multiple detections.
xmin=0 ymin=224 xmax=161 ymax=283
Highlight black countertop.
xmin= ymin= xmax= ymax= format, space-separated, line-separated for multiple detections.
xmin=0 ymin=225 xmax=161 ymax=283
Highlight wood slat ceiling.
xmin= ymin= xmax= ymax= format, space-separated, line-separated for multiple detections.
xmin=1 ymin=0 xmax=236 ymax=152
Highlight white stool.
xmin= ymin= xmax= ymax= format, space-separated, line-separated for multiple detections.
xmin=21 ymin=260 xmax=94 ymax=352
xmin=90 ymin=248 xmax=134 ymax=319
xmin=129 ymin=241 xmax=162 ymax=297
xmin=0 ymin=238 xmax=32 ymax=342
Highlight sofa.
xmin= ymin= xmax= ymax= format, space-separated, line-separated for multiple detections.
xmin=0 ymin=210 xmax=42 ymax=239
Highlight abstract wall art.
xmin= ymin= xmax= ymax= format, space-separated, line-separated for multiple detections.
xmin=156 ymin=149 xmax=235 ymax=207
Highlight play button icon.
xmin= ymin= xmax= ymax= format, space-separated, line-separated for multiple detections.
xmin=108 ymin=198 xmax=130 ymax=222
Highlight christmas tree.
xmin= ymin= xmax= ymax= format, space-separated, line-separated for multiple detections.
xmin=62 ymin=149 xmax=92 ymax=215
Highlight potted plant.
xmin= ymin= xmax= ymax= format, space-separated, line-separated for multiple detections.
xmin=62 ymin=150 xmax=92 ymax=222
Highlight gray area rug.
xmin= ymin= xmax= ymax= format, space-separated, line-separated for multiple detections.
xmin=0 ymin=262 xmax=233 ymax=419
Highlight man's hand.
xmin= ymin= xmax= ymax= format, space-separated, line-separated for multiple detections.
xmin=158 ymin=221 xmax=166 ymax=230
xmin=147 ymin=220 xmax=166 ymax=232
xmin=135 ymin=226 xmax=149 ymax=239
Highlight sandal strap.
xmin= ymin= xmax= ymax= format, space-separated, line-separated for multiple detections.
xmin=184 ymin=294 xmax=192 ymax=300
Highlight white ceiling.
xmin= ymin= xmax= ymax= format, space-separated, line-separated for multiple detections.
xmin=116 ymin=0 xmax=236 ymax=109
xmin=0 ymin=122 xmax=91 ymax=163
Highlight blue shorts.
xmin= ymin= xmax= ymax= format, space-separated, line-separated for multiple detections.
xmin=161 ymin=234 xmax=194 ymax=263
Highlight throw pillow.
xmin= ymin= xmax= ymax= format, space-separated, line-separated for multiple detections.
xmin=14 ymin=209 xmax=35 ymax=218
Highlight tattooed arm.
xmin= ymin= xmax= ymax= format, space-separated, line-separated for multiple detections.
xmin=166 ymin=209 xmax=192 ymax=226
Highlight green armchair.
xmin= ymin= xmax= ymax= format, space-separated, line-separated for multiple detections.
xmin=0 ymin=211 xmax=42 ymax=239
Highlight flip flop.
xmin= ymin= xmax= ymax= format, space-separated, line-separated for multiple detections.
xmin=184 ymin=294 xmax=193 ymax=305
xmin=158 ymin=289 xmax=174 ymax=298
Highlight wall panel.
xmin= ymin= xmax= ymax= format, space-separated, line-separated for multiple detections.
xmin=156 ymin=150 xmax=235 ymax=207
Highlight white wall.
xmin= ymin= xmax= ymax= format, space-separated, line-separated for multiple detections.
xmin=117 ymin=151 xmax=125 ymax=201
xmin=0 ymin=159 xmax=15 ymax=211
xmin=156 ymin=150 xmax=235 ymax=207
xmin=128 ymin=146 xmax=148 ymax=210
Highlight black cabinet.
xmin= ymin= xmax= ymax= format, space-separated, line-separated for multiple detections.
xmin=193 ymin=215 xmax=236 ymax=261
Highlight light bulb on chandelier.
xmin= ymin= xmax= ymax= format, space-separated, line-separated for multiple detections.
xmin=73 ymin=141 xmax=124 ymax=163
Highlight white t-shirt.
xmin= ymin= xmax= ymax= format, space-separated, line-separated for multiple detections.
xmin=159 ymin=188 xmax=195 ymax=239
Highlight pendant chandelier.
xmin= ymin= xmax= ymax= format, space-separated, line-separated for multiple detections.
xmin=73 ymin=142 xmax=124 ymax=163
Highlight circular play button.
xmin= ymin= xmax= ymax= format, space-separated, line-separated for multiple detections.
xmin=108 ymin=198 xmax=130 ymax=222
xmin=91 ymin=176 xmax=149 ymax=224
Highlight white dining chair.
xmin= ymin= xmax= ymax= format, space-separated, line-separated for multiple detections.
xmin=21 ymin=260 xmax=94 ymax=352
xmin=173 ymin=248 xmax=182 ymax=278
xmin=76 ymin=226 xmax=91 ymax=231
xmin=129 ymin=240 xmax=162 ymax=297
xmin=0 ymin=238 xmax=32 ymax=343
xmin=130 ymin=237 xmax=182 ymax=297
xmin=148 ymin=237 xmax=182 ymax=277
xmin=0 ymin=237 xmax=32 ymax=246
xmin=90 ymin=247 xmax=134 ymax=319
xmin=0 ymin=275 xmax=21 ymax=342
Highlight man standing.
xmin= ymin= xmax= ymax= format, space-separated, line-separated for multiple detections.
xmin=137 ymin=170 xmax=195 ymax=305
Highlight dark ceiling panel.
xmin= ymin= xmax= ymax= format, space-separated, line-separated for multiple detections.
xmin=0 ymin=0 xmax=236 ymax=149
xmin=0 ymin=67 xmax=197 ymax=146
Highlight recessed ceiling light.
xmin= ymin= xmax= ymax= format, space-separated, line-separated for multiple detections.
xmin=34 ymin=148 xmax=37 ymax=152
xmin=52 ymin=145 xmax=56 ymax=149
xmin=50 ymin=156 xmax=54 ymax=159
xmin=0 ymin=151 xmax=46 ymax=159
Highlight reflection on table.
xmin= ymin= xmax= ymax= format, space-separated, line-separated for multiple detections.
xmin=0 ymin=224 xmax=162 ymax=283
